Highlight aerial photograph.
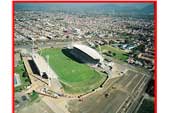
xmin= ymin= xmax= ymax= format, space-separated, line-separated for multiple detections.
xmin=14 ymin=2 xmax=155 ymax=113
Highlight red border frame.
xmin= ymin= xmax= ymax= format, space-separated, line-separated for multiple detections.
xmin=12 ymin=1 xmax=157 ymax=113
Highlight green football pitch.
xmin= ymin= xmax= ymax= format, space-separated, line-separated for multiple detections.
xmin=96 ymin=45 xmax=129 ymax=61
xmin=40 ymin=48 xmax=106 ymax=94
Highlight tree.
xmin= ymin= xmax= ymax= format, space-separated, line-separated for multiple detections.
xmin=112 ymin=53 xmax=116 ymax=56
xmin=104 ymin=93 xmax=109 ymax=98
xmin=22 ymin=71 xmax=28 ymax=77
xmin=108 ymin=51 xmax=112 ymax=54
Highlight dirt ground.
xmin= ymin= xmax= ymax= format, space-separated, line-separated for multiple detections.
xmin=17 ymin=99 xmax=55 ymax=113
xmin=67 ymin=70 xmax=149 ymax=113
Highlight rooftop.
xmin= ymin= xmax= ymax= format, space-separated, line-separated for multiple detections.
xmin=73 ymin=44 xmax=103 ymax=62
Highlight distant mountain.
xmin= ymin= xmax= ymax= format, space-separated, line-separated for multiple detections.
xmin=140 ymin=4 xmax=154 ymax=14
xmin=15 ymin=3 xmax=154 ymax=15
xmin=97 ymin=3 xmax=154 ymax=14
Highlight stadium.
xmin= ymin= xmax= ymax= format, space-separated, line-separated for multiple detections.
xmin=31 ymin=44 xmax=106 ymax=94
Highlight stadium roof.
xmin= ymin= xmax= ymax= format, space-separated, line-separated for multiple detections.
xmin=73 ymin=44 xmax=103 ymax=62
xmin=32 ymin=53 xmax=48 ymax=73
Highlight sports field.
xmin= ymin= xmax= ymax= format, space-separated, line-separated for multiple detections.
xmin=40 ymin=48 xmax=106 ymax=94
xmin=96 ymin=45 xmax=128 ymax=61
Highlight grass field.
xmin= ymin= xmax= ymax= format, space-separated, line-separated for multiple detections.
xmin=96 ymin=45 xmax=128 ymax=61
xmin=15 ymin=60 xmax=31 ymax=92
xmin=40 ymin=48 xmax=106 ymax=94
xmin=29 ymin=91 xmax=39 ymax=102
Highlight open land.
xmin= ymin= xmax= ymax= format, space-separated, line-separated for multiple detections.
xmin=96 ymin=45 xmax=129 ymax=61
xmin=68 ymin=70 xmax=150 ymax=113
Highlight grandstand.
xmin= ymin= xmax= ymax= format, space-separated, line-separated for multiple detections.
xmin=70 ymin=44 xmax=103 ymax=64
xmin=32 ymin=53 xmax=62 ymax=89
